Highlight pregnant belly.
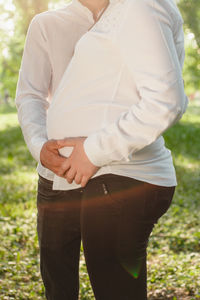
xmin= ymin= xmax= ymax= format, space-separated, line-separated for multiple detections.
xmin=47 ymin=105 xmax=102 ymax=158
xmin=47 ymin=102 xmax=131 ymax=138
xmin=46 ymin=102 xmax=167 ymax=161
xmin=47 ymin=106 xmax=101 ymax=139
xmin=47 ymin=103 xmax=128 ymax=158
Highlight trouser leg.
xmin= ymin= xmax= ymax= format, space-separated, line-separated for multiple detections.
xmin=37 ymin=175 xmax=82 ymax=300
xmin=81 ymin=174 xmax=175 ymax=300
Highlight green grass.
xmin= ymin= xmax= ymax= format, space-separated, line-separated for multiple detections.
xmin=0 ymin=101 xmax=200 ymax=299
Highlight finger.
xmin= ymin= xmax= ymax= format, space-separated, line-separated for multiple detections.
xmin=57 ymin=136 xmax=87 ymax=148
xmin=46 ymin=139 xmax=72 ymax=151
xmin=74 ymin=173 xmax=82 ymax=185
xmin=65 ymin=168 xmax=77 ymax=184
xmin=56 ymin=159 xmax=71 ymax=177
xmin=46 ymin=139 xmax=61 ymax=150
xmin=57 ymin=137 xmax=78 ymax=148
xmin=60 ymin=158 xmax=71 ymax=172
xmin=81 ymin=175 xmax=89 ymax=188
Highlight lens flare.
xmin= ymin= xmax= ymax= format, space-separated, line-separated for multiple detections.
xmin=120 ymin=255 xmax=145 ymax=279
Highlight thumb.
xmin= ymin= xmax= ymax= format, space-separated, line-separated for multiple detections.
xmin=46 ymin=139 xmax=76 ymax=150
xmin=56 ymin=137 xmax=78 ymax=148
xmin=46 ymin=139 xmax=64 ymax=150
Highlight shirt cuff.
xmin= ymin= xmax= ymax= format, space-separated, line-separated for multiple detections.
xmin=83 ymin=133 xmax=130 ymax=167
xmin=30 ymin=137 xmax=47 ymax=163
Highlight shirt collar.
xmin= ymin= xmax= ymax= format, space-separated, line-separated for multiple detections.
xmin=71 ymin=0 xmax=121 ymax=23
xmin=71 ymin=0 xmax=94 ymax=22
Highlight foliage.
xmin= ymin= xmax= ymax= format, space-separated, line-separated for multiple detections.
xmin=178 ymin=0 xmax=200 ymax=49
xmin=13 ymin=0 xmax=49 ymax=34
xmin=0 ymin=29 xmax=25 ymax=100
xmin=0 ymin=0 xmax=56 ymax=100
xmin=0 ymin=100 xmax=200 ymax=299
xmin=182 ymin=36 xmax=200 ymax=95
xmin=177 ymin=0 xmax=200 ymax=94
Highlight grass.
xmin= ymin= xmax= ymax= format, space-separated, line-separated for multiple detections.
xmin=0 ymin=100 xmax=200 ymax=299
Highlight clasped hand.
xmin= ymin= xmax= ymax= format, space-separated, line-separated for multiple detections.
xmin=40 ymin=137 xmax=100 ymax=187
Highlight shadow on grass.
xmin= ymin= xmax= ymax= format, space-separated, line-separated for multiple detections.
xmin=148 ymin=295 xmax=192 ymax=300
xmin=0 ymin=104 xmax=17 ymax=114
xmin=174 ymin=163 xmax=200 ymax=204
xmin=0 ymin=125 xmax=36 ymax=175
xmin=150 ymin=233 xmax=200 ymax=253
xmin=164 ymin=120 xmax=200 ymax=160
xmin=168 ymin=236 xmax=200 ymax=253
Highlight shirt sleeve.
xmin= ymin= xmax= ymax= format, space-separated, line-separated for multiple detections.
xmin=15 ymin=15 xmax=51 ymax=163
xmin=83 ymin=0 xmax=188 ymax=167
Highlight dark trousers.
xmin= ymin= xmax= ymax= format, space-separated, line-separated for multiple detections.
xmin=37 ymin=173 xmax=175 ymax=300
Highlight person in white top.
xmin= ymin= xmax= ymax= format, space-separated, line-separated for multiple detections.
xmin=15 ymin=0 xmax=188 ymax=298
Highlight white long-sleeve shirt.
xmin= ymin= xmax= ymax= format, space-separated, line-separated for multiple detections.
xmin=15 ymin=0 xmax=188 ymax=190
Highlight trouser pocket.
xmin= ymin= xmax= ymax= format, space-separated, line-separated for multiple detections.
xmin=143 ymin=183 xmax=175 ymax=223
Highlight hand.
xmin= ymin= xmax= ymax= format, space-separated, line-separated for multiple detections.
xmin=40 ymin=139 xmax=69 ymax=177
xmin=57 ymin=137 xmax=100 ymax=187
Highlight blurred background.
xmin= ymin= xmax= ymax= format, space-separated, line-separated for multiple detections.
xmin=0 ymin=1 xmax=199 ymax=299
